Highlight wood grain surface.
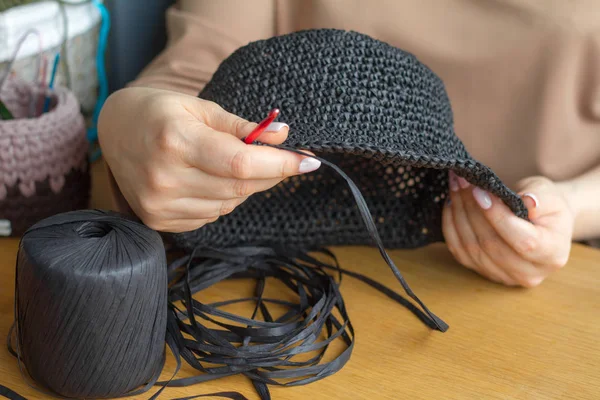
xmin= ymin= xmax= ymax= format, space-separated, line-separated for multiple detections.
xmin=0 ymin=161 xmax=598 ymax=400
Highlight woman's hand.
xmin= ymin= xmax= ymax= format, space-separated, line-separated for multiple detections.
xmin=442 ymin=172 xmax=575 ymax=287
xmin=98 ymin=87 xmax=320 ymax=232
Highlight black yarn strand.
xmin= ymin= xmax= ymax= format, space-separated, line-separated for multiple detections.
xmin=151 ymin=143 xmax=449 ymax=399
xmin=270 ymin=144 xmax=449 ymax=332
xmin=161 ymin=246 xmax=357 ymax=396
xmin=158 ymin=165 xmax=448 ymax=396
xmin=0 ymin=385 xmax=27 ymax=400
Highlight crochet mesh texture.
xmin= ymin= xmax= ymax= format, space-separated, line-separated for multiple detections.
xmin=168 ymin=29 xmax=527 ymax=251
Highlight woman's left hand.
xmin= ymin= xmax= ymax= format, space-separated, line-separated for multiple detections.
xmin=442 ymin=173 xmax=575 ymax=287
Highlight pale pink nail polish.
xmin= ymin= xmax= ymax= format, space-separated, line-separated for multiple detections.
xmin=448 ymin=171 xmax=459 ymax=192
xmin=457 ymin=176 xmax=470 ymax=189
xmin=298 ymin=158 xmax=321 ymax=173
xmin=473 ymin=187 xmax=492 ymax=209
xmin=522 ymin=192 xmax=539 ymax=208
xmin=265 ymin=122 xmax=289 ymax=132
xmin=528 ymin=276 xmax=544 ymax=287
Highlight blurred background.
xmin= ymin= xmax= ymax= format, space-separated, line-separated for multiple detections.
xmin=1 ymin=0 xmax=172 ymax=139
xmin=0 ymin=0 xmax=175 ymax=231
xmin=102 ymin=0 xmax=171 ymax=92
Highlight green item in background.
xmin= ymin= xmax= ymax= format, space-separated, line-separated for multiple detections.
xmin=0 ymin=0 xmax=37 ymax=12
xmin=0 ymin=99 xmax=13 ymax=120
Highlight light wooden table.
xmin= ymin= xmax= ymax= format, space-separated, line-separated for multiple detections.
xmin=0 ymin=161 xmax=599 ymax=400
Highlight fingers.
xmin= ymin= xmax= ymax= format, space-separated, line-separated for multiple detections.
xmin=475 ymin=186 xmax=568 ymax=267
xmin=260 ymin=122 xmax=290 ymax=145
xmin=178 ymin=122 xmax=320 ymax=180
xmin=141 ymin=195 xmax=249 ymax=223
xmin=170 ymin=100 xmax=315 ymax=179
xmin=165 ymin=196 xmax=250 ymax=219
xmin=201 ymin=100 xmax=290 ymax=144
xmin=515 ymin=177 xmax=564 ymax=221
xmin=447 ymin=175 xmax=515 ymax=284
xmin=462 ymin=185 xmax=542 ymax=287
xmin=193 ymin=174 xmax=283 ymax=200
xmin=147 ymin=218 xmax=218 ymax=233
xmin=442 ymin=199 xmax=476 ymax=270
xmin=521 ymin=193 xmax=539 ymax=214
xmin=174 ymin=98 xmax=304 ymax=179
xmin=443 ymin=172 xmax=572 ymax=287
xmin=156 ymin=166 xmax=283 ymax=200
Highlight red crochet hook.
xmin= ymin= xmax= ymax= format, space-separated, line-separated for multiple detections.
xmin=243 ymin=108 xmax=280 ymax=144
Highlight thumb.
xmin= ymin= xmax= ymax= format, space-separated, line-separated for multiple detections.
xmin=515 ymin=176 xmax=565 ymax=222
xmin=203 ymin=102 xmax=289 ymax=145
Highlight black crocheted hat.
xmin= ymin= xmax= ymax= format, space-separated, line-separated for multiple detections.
xmin=168 ymin=29 xmax=527 ymax=251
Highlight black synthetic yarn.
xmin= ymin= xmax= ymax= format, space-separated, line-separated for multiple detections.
xmin=10 ymin=211 xmax=168 ymax=399
xmin=0 ymin=385 xmax=27 ymax=400
xmin=159 ymin=241 xmax=445 ymax=397
xmin=168 ymin=29 xmax=528 ymax=252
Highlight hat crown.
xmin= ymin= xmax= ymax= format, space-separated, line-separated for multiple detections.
xmin=200 ymin=29 xmax=463 ymax=159
xmin=169 ymin=29 xmax=527 ymax=252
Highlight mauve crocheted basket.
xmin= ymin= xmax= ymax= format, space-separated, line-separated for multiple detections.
xmin=0 ymin=78 xmax=90 ymax=237
xmin=168 ymin=29 xmax=527 ymax=251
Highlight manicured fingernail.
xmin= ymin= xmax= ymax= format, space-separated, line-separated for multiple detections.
xmin=472 ymin=187 xmax=492 ymax=209
xmin=529 ymin=276 xmax=544 ymax=287
xmin=265 ymin=122 xmax=289 ymax=132
xmin=299 ymin=158 xmax=321 ymax=173
xmin=448 ymin=171 xmax=459 ymax=192
xmin=522 ymin=192 xmax=539 ymax=208
xmin=457 ymin=176 xmax=470 ymax=189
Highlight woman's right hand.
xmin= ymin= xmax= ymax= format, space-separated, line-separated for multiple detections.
xmin=98 ymin=87 xmax=320 ymax=232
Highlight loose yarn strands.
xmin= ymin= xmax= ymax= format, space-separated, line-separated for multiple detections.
xmin=162 ymin=247 xmax=355 ymax=389
xmin=0 ymin=385 xmax=27 ymax=400
xmin=5 ymin=142 xmax=448 ymax=400
xmin=273 ymin=145 xmax=448 ymax=332
xmin=157 ymin=144 xmax=448 ymax=399
xmin=162 ymin=244 xmax=445 ymax=398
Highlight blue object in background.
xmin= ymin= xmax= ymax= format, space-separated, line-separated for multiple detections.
xmin=89 ymin=0 xmax=173 ymax=161
xmin=88 ymin=0 xmax=110 ymax=161
xmin=42 ymin=52 xmax=60 ymax=114
xmin=104 ymin=0 xmax=172 ymax=93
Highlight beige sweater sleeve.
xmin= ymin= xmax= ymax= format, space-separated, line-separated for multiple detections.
xmin=129 ymin=0 xmax=277 ymax=95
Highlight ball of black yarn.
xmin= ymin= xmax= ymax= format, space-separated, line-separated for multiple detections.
xmin=168 ymin=29 xmax=527 ymax=252
xmin=14 ymin=210 xmax=167 ymax=399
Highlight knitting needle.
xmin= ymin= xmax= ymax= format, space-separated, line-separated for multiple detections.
xmin=42 ymin=52 xmax=60 ymax=114
xmin=243 ymin=108 xmax=280 ymax=144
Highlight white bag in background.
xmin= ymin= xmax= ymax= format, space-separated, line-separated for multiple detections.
xmin=0 ymin=0 xmax=102 ymax=113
